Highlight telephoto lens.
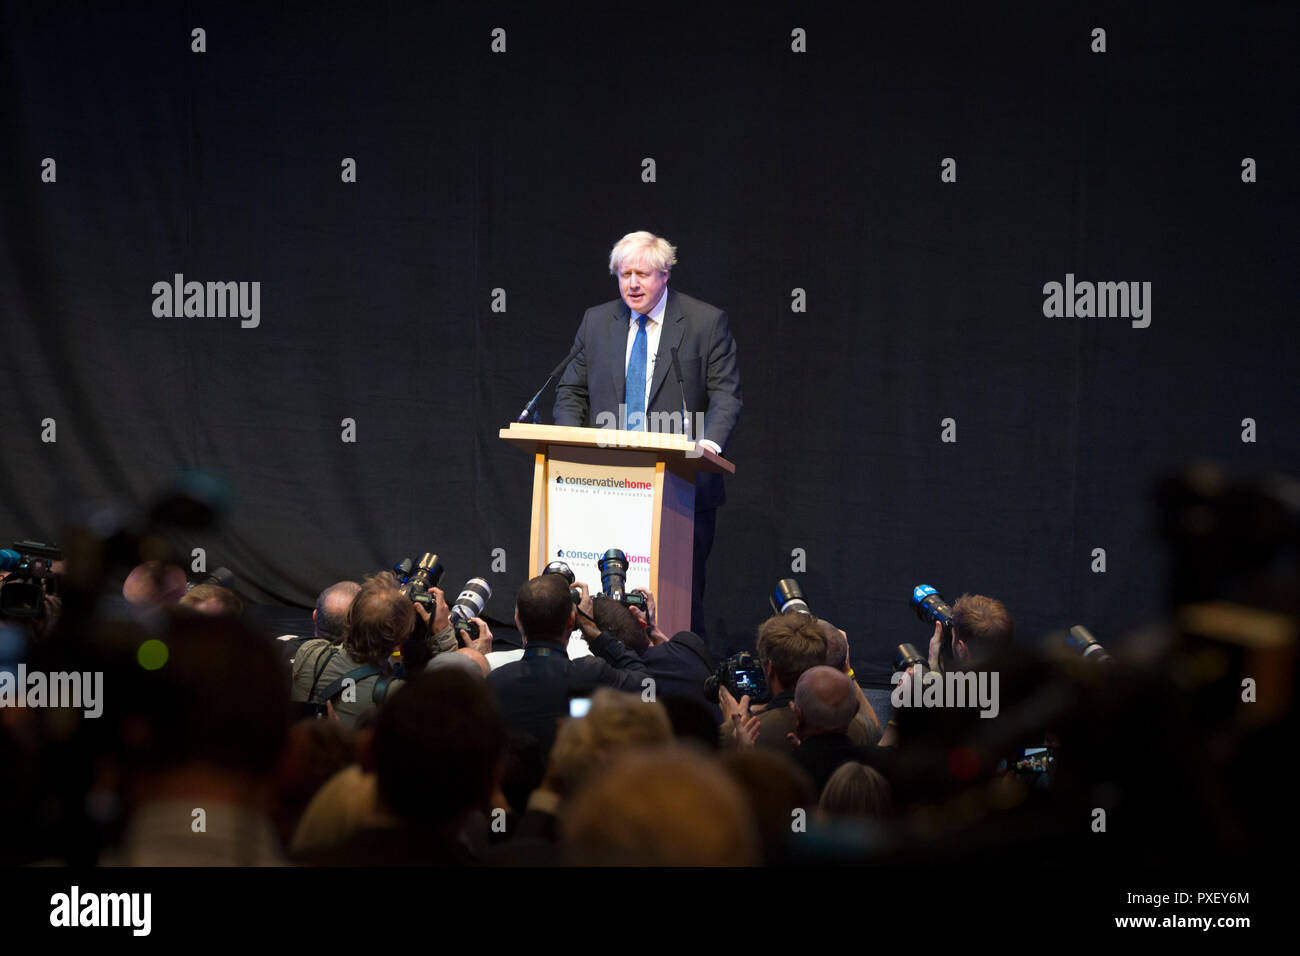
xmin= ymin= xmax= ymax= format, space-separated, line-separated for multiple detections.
xmin=1066 ymin=625 xmax=1114 ymax=664
xmin=392 ymin=557 xmax=415 ymax=583
xmin=597 ymin=549 xmax=629 ymax=601
xmin=450 ymin=577 xmax=491 ymax=639
xmin=597 ymin=549 xmax=646 ymax=610
xmin=895 ymin=642 xmax=926 ymax=672
xmin=770 ymin=579 xmax=810 ymax=615
xmin=909 ymin=585 xmax=953 ymax=626
xmin=543 ymin=560 xmax=583 ymax=605
xmin=399 ymin=552 xmax=444 ymax=608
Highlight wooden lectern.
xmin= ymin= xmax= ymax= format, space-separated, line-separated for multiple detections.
xmin=499 ymin=423 xmax=734 ymax=637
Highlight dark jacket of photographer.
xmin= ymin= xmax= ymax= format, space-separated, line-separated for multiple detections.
xmin=487 ymin=632 xmax=649 ymax=756
xmin=722 ymin=690 xmax=876 ymax=753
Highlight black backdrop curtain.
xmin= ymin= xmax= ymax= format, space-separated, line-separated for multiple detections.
xmin=2 ymin=1 xmax=1297 ymax=675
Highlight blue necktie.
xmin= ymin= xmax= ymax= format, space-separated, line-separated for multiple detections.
xmin=625 ymin=315 xmax=648 ymax=431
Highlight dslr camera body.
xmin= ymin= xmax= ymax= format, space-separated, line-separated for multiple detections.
xmin=705 ymin=651 xmax=771 ymax=705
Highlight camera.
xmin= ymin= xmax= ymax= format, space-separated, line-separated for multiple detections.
xmin=894 ymin=642 xmax=927 ymax=672
xmin=909 ymin=584 xmax=954 ymax=668
xmin=397 ymin=552 xmax=444 ymax=609
xmin=770 ymin=578 xmax=810 ymax=616
xmin=1065 ymin=625 xmax=1114 ymax=664
xmin=0 ymin=541 xmax=61 ymax=621
xmin=543 ymin=560 xmax=584 ymax=605
xmin=449 ymin=577 xmax=491 ymax=640
xmin=705 ymin=651 xmax=771 ymax=705
xmin=597 ymin=549 xmax=646 ymax=611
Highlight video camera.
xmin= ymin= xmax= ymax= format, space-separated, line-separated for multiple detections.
xmin=0 ymin=541 xmax=61 ymax=621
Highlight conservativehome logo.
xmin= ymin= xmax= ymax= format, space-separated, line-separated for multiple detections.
xmin=50 ymin=886 xmax=151 ymax=936
xmin=0 ymin=665 xmax=103 ymax=718
xmin=556 ymin=549 xmax=650 ymax=565
xmin=152 ymin=273 xmax=260 ymax=328
xmin=891 ymin=667 xmax=1000 ymax=718
xmin=1042 ymin=273 xmax=1151 ymax=328
xmin=553 ymin=474 xmax=653 ymax=490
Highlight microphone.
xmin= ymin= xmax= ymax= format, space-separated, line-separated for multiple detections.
xmin=670 ymin=346 xmax=691 ymax=440
xmin=517 ymin=343 xmax=583 ymax=424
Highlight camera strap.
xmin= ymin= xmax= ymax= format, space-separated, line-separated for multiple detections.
xmin=306 ymin=645 xmax=340 ymax=702
xmin=317 ymin=664 xmax=383 ymax=705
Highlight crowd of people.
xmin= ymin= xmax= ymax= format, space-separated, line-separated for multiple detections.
xmin=0 ymin=547 xmax=1279 ymax=868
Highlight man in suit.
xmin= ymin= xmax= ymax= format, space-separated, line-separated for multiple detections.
xmin=592 ymin=588 xmax=715 ymax=704
xmin=553 ymin=231 xmax=742 ymax=645
xmin=486 ymin=574 xmax=649 ymax=758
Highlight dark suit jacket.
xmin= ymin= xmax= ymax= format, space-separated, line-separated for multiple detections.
xmin=791 ymin=732 xmax=894 ymax=797
xmin=640 ymin=634 xmax=714 ymax=702
xmin=552 ymin=287 xmax=742 ymax=510
xmin=486 ymin=634 xmax=648 ymax=756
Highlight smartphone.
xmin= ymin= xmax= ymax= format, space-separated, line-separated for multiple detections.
xmin=569 ymin=697 xmax=592 ymax=718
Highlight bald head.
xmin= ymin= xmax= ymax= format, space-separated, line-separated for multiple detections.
xmin=793 ymin=666 xmax=858 ymax=737
xmin=427 ymin=648 xmax=489 ymax=680
xmin=455 ymin=647 xmax=491 ymax=677
xmin=315 ymin=581 xmax=361 ymax=641
xmin=123 ymin=561 xmax=188 ymax=607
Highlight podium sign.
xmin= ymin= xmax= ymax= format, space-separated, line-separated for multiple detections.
xmin=545 ymin=446 xmax=656 ymax=595
xmin=500 ymin=423 xmax=733 ymax=637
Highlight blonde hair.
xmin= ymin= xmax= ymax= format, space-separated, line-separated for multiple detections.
xmin=289 ymin=764 xmax=379 ymax=854
xmin=819 ymin=762 xmax=892 ymax=820
xmin=608 ymin=231 xmax=678 ymax=276
xmin=546 ymin=688 xmax=672 ymax=797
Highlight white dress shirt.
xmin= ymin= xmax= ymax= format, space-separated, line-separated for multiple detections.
xmin=624 ymin=288 xmax=667 ymax=408
xmin=622 ymin=288 xmax=721 ymax=453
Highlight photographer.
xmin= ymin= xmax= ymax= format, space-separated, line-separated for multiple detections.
xmin=878 ymin=593 xmax=1014 ymax=748
xmin=593 ymin=586 xmax=715 ymax=703
xmin=487 ymin=574 xmax=651 ymax=756
xmin=719 ymin=612 xmax=879 ymax=753
xmin=932 ymin=593 xmax=1014 ymax=671
xmin=816 ymin=618 xmax=881 ymax=737
xmin=291 ymin=572 xmax=466 ymax=727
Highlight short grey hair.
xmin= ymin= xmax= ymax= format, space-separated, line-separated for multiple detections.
xmin=608 ymin=231 xmax=677 ymax=276
xmin=794 ymin=666 xmax=858 ymax=735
